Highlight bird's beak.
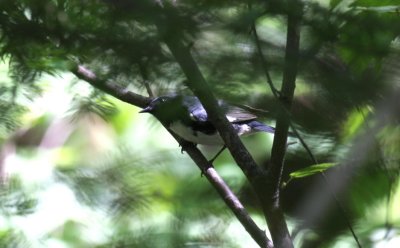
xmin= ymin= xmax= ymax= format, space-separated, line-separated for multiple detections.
xmin=139 ymin=106 xmax=151 ymax=113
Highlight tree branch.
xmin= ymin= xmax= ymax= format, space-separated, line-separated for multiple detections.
xmin=264 ymin=7 xmax=302 ymax=248
xmin=175 ymin=136 xmax=273 ymax=248
xmin=159 ymin=13 xmax=290 ymax=248
xmin=252 ymin=8 xmax=362 ymax=247
xmin=70 ymin=64 xmax=272 ymax=248
xmin=71 ymin=65 xmax=151 ymax=108
xmin=162 ymin=38 xmax=263 ymax=176
xmin=269 ymin=11 xmax=301 ymax=194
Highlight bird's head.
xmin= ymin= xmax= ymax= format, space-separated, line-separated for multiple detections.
xmin=140 ymin=96 xmax=176 ymax=113
xmin=139 ymin=95 xmax=184 ymax=123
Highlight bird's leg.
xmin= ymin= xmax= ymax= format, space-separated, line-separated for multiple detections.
xmin=208 ymin=145 xmax=227 ymax=164
xmin=179 ymin=141 xmax=197 ymax=154
xmin=200 ymin=162 xmax=213 ymax=177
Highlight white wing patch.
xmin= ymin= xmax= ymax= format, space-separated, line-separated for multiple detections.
xmin=236 ymin=124 xmax=252 ymax=136
xmin=226 ymin=115 xmax=239 ymax=122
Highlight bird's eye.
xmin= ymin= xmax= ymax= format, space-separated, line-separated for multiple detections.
xmin=160 ymin=98 xmax=166 ymax=102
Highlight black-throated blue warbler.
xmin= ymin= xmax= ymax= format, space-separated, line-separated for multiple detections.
xmin=139 ymin=95 xmax=275 ymax=146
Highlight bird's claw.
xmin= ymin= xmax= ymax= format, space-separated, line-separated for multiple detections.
xmin=200 ymin=164 xmax=213 ymax=177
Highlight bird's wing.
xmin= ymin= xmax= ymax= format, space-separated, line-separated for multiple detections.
xmin=184 ymin=96 xmax=258 ymax=123
xmin=183 ymin=96 xmax=209 ymax=122
xmin=220 ymin=103 xmax=258 ymax=123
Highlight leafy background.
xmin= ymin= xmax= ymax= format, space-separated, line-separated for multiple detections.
xmin=1 ymin=0 xmax=400 ymax=247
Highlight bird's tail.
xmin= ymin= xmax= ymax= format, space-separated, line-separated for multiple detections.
xmin=247 ymin=120 xmax=275 ymax=133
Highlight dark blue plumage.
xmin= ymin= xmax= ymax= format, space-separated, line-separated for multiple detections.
xmin=140 ymin=95 xmax=275 ymax=145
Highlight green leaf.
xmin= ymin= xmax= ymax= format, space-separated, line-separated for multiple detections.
xmin=288 ymin=162 xmax=337 ymax=182
xmin=341 ymin=106 xmax=372 ymax=141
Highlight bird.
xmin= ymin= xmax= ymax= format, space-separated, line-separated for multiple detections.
xmin=139 ymin=94 xmax=275 ymax=146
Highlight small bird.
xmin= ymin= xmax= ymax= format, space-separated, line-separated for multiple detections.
xmin=139 ymin=95 xmax=275 ymax=146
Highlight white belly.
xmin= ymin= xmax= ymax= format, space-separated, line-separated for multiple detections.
xmin=169 ymin=121 xmax=223 ymax=145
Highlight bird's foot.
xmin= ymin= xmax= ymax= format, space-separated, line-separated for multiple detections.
xmin=179 ymin=141 xmax=197 ymax=154
xmin=200 ymin=164 xmax=213 ymax=177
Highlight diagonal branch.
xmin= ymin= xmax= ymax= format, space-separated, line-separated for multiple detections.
xmin=160 ymin=17 xmax=290 ymax=248
xmin=175 ymin=136 xmax=273 ymax=248
xmin=71 ymin=64 xmax=272 ymax=248
xmin=72 ymin=65 xmax=151 ymax=109
xmin=162 ymin=36 xmax=264 ymax=179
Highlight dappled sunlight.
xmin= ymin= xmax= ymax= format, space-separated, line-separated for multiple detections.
xmin=0 ymin=1 xmax=399 ymax=247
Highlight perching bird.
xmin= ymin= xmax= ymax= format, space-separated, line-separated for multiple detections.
xmin=139 ymin=95 xmax=275 ymax=145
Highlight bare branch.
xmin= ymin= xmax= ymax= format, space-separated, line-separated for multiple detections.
xmin=264 ymin=7 xmax=302 ymax=248
xmin=175 ymin=136 xmax=273 ymax=248
xmin=72 ymin=65 xmax=150 ymax=109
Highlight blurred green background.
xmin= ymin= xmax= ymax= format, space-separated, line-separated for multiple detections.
xmin=1 ymin=0 xmax=400 ymax=247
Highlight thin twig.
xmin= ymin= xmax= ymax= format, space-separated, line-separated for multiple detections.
xmin=251 ymin=23 xmax=280 ymax=98
xmin=292 ymin=125 xmax=362 ymax=248
xmin=293 ymin=123 xmax=362 ymax=248
xmin=138 ymin=61 xmax=154 ymax=97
